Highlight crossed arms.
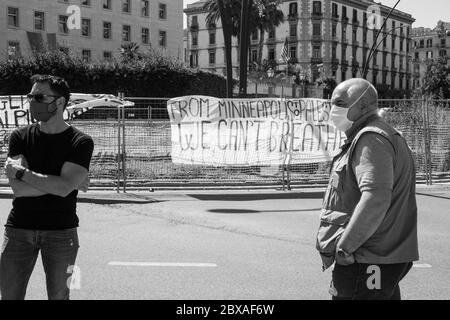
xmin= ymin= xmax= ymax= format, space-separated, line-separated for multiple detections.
xmin=5 ymin=154 xmax=89 ymax=198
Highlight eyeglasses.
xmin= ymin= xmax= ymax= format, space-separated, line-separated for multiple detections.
xmin=26 ymin=93 xmax=60 ymax=103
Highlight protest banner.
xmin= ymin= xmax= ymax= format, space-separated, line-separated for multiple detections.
xmin=167 ymin=96 xmax=345 ymax=166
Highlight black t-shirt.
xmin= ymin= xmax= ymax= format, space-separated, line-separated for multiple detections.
xmin=6 ymin=123 xmax=94 ymax=230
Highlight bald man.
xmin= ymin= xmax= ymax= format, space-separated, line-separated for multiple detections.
xmin=316 ymin=78 xmax=419 ymax=300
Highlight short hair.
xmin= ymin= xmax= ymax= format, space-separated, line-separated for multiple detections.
xmin=30 ymin=74 xmax=71 ymax=108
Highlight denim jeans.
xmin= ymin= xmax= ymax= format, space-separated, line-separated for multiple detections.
xmin=0 ymin=227 xmax=79 ymax=300
xmin=330 ymin=262 xmax=413 ymax=300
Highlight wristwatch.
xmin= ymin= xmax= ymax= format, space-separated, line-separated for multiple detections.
xmin=15 ymin=167 xmax=26 ymax=181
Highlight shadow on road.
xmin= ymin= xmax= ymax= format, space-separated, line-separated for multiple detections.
xmin=208 ymin=208 xmax=321 ymax=214
xmin=188 ymin=191 xmax=324 ymax=201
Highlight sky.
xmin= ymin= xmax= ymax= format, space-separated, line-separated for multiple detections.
xmin=182 ymin=0 xmax=450 ymax=29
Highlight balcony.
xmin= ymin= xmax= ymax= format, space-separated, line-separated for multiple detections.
xmin=342 ymin=16 xmax=349 ymax=24
xmin=332 ymin=14 xmax=340 ymax=23
xmin=352 ymin=20 xmax=360 ymax=27
xmin=312 ymin=34 xmax=322 ymax=42
xmin=352 ymin=40 xmax=360 ymax=47
xmin=312 ymin=11 xmax=323 ymax=20
xmin=341 ymin=59 xmax=349 ymax=66
xmin=311 ymin=57 xmax=323 ymax=64
xmin=288 ymin=13 xmax=298 ymax=21
xmin=289 ymin=35 xmax=298 ymax=41
xmin=331 ymin=36 xmax=339 ymax=43
xmin=288 ymin=57 xmax=298 ymax=64
xmin=332 ymin=58 xmax=340 ymax=65
xmin=341 ymin=38 xmax=349 ymax=45
xmin=190 ymin=24 xmax=199 ymax=32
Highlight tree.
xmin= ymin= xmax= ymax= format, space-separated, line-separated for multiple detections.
xmin=205 ymin=0 xmax=284 ymax=97
xmin=119 ymin=42 xmax=142 ymax=63
xmin=420 ymin=57 xmax=450 ymax=99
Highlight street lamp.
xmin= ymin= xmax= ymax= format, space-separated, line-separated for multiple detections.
xmin=267 ymin=67 xmax=275 ymax=97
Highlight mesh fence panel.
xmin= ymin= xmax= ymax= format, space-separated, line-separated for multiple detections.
xmin=0 ymin=98 xmax=449 ymax=187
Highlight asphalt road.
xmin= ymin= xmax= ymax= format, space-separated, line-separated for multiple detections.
xmin=0 ymin=186 xmax=449 ymax=300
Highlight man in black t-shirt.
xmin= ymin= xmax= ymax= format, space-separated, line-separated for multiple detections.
xmin=0 ymin=75 xmax=94 ymax=300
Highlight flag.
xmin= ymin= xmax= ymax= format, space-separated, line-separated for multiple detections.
xmin=281 ymin=37 xmax=289 ymax=63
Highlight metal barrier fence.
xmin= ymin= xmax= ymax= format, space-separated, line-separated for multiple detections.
xmin=1 ymin=98 xmax=449 ymax=189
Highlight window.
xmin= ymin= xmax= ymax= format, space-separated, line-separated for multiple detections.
xmin=332 ymin=3 xmax=338 ymax=17
xmin=190 ymin=50 xmax=198 ymax=68
xmin=159 ymin=3 xmax=167 ymax=19
xmin=441 ymin=38 xmax=446 ymax=47
xmin=142 ymin=27 xmax=149 ymax=44
xmin=426 ymin=51 xmax=433 ymax=59
xmin=289 ymin=2 xmax=298 ymax=15
xmin=426 ymin=39 xmax=433 ymax=48
xmin=123 ymin=0 xmax=131 ymax=13
xmin=251 ymin=49 xmax=258 ymax=62
xmin=290 ymin=46 xmax=297 ymax=59
xmin=392 ymin=37 xmax=396 ymax=49
xmin=313 ymin=1 xmax=322 ymax=14
xmin=268 ymin=48 xmax=275 ymax=60
xmin=415 ymin=52 xmax=419 ymax=59
xmin=192 ymin=16 xmax=198 ymax=26
xmin=353 ymin=9 xmax=358 ymax=22
xmin=352 ymin=29 xmax=357 ymax=42
xmin=34 ymin=11 xmax=45 ymax=31
xmin=341 ymin=70 xmax=346 ymax=81
xmin=209 ymin=32 xmax=216 ymax=45
xmin=81 ymin=19 xmax=91 ymax=37
xmin=268 ymin=28 xmax=275 ymax=40
xmin=332 ymin=24 xmax=337 ymax=37
xmin=8 ymin=7 xmax=19 ymax=27
xmin=192 ymin=33 xmax=198 ymax=46
xmin=313 ymin=46 xmax=321 ymax=58
xmin=439 ymin=50 xmax=447 ymax=57
xmin=142 ymin=0 xmax=150 ymax=17
xmin=419 ymin=40 xmax=424 ymax=48
xmin=81 ymin=0 xmax=91 ymax=6
xmin=373 ymin=74 xmax=377 ymax=86
xmin=289 ymin=24 xmax=297 ymax=37
xmin=7 ymin=41 xmax=20 ymax=58
xmin=103 ymin=51 xmax=112 ymax=61
xmin=332 ymin=45 xmax=337 ymax=59
xmin=400 ymin=39 xmax=403 ymax=51
xmin=252 ymin=31 xmax=258 ymax=41
xmin=209 ymin=50 xmax=216 ymax=64
xmin=103 ymin=22 xmax=112 ymax=39
xmin=342 ymin=6 xmax=347 ymax=19
xmin=122 ymin=25 xmax=131 ymax=42
xmin=82 ymin=49 xmax=91 ymax=62
xmin=313 ymin=24 xmax=321 ymax=36
xmin=159 ymin=30 xmax=167 ymax=47
xmin=58 ymin=15 xmax=69 ymax=34
xmin=103 ymin=0 xmax=112 ymax=10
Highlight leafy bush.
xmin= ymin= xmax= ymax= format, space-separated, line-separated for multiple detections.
xmin=0 ymin=50 xmax=227 ymax=97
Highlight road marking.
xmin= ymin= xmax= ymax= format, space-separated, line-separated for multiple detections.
xmin=413 ymin=263 xmax=432 ymax=268
xmin=108 ymin=262 xmax=217 ymax=267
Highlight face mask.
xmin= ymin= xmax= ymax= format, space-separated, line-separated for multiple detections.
xmin=30 ymin=99 xmax=58 ymax=122
xmin=330 ymin=105 xmax=354 ymax=132
xmin=330 ymin=84 xmax=372 ymax=132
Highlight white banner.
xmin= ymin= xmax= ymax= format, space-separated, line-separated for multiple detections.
xmin=0 ymin=93 xmax=134 ymax=128
xmin=167 ymin=96 xmax=346 ymax=166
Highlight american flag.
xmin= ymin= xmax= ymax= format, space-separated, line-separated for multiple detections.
xmin=281 ymin=37 xmax=289 ymax=63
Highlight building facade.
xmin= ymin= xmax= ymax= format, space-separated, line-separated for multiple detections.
xmin=1 ymin=0 xmax=183 ymax=62
xmin=184 ymin=0 xmax=415 ymax=90
xmin=412 ymin=21 xmax=450 ymax=89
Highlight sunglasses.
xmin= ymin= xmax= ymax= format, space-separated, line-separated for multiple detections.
xmin=26 ymin=93 xmax=60 ymax=103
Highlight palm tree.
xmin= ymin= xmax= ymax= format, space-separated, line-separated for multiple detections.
xmin=205 ymin=0 xmax=284 ymax=97
xmin=119 ymin=42 xmax=141 ymax=63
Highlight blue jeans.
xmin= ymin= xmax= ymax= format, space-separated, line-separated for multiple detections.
xmin=330 ymin=262 xmax=413 ymax=300
xmin=0 ymin=227 xmax=79 ymax=300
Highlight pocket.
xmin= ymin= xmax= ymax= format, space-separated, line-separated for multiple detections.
xmin=316 ymin=210 xmax=350 ymax=255
xmin=330 ymin=165 xmax=346 ymax=193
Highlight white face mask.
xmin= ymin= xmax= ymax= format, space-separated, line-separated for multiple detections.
xmin=330 ymin=105 xmax=353 ymax=132
xmin=330 ymin=84 xmax=373 ymax=133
